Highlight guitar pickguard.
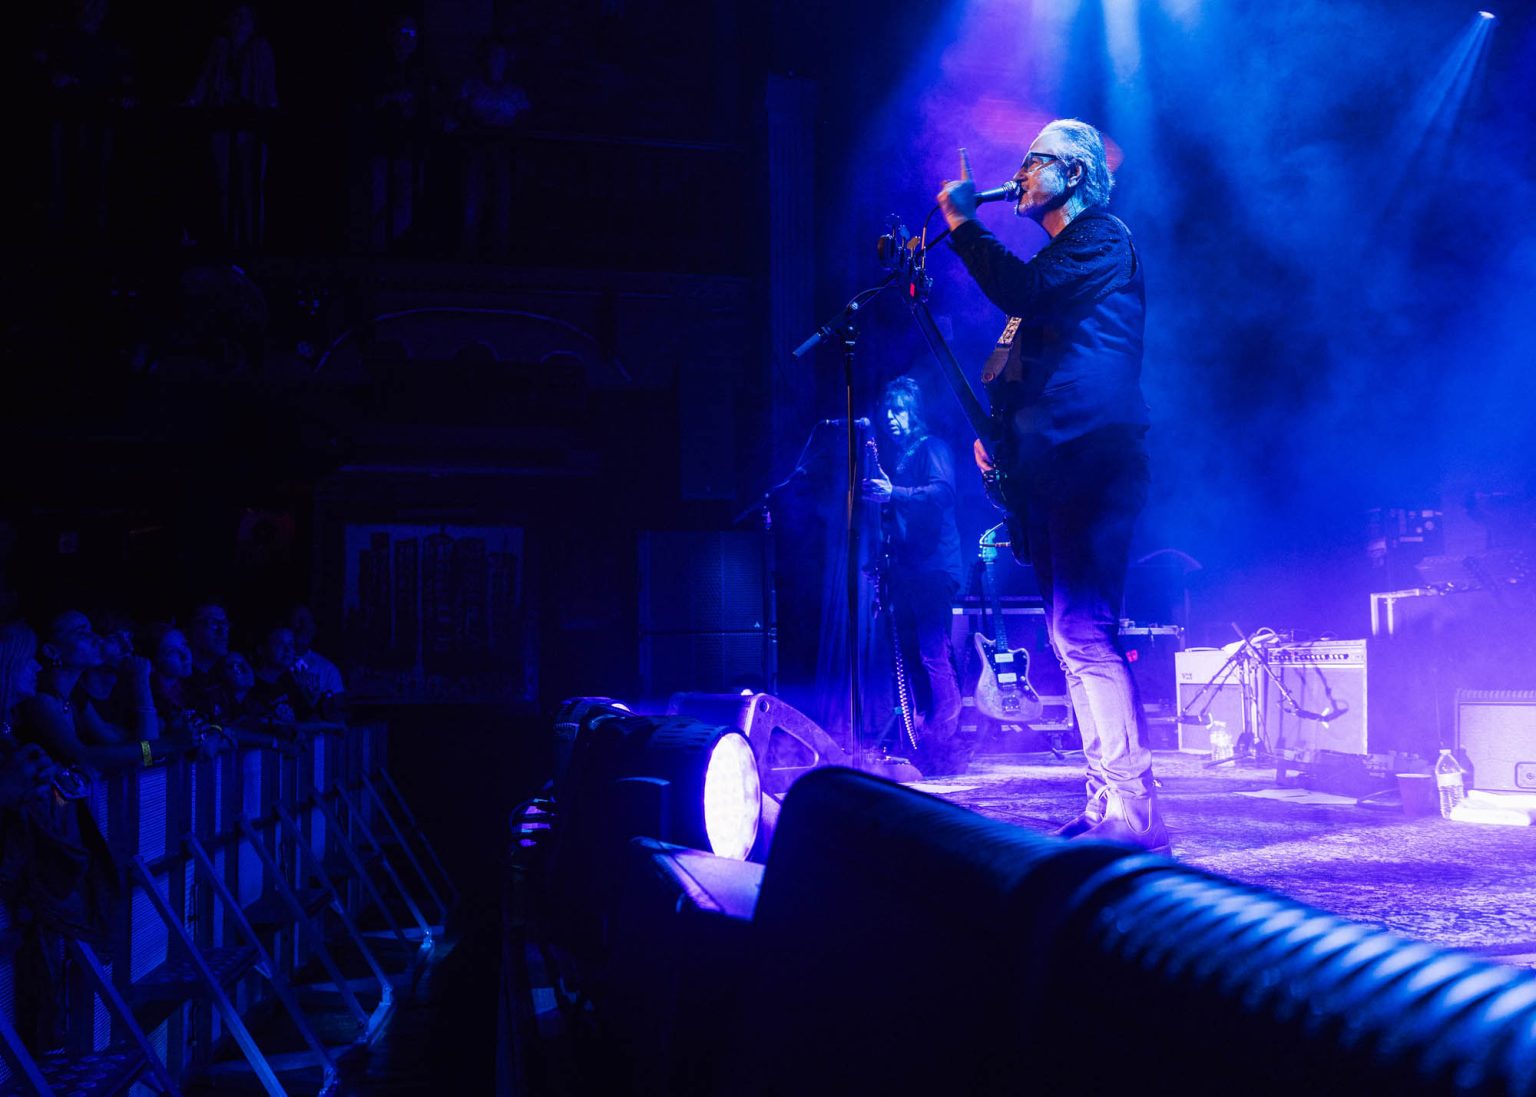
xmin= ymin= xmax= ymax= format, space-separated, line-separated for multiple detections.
xmin=972 ymin=633 xmax=1043 ymax=724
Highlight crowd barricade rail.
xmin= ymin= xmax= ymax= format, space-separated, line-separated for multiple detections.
xmin=0 ymin=720 xmax=437 ymax=1096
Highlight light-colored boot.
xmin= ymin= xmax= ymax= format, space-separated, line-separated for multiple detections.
xmin=1051 ymin=784 xmax=1110 ymax=839
xmin=1071 ymin=788 xmax=1171 ymax=854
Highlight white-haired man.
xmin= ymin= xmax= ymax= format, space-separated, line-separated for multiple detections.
xmin=937 ymin=118 xmax=1166 ymax=852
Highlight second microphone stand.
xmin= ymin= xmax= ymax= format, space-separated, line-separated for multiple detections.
xmin=792 ymin=272 xmax=901 ymax=769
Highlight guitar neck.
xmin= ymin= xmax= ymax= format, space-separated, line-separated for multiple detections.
xmin=909 ymin=294 xmax=994 ymax=445
xmin=985 ymin=555 xmax=1011 ymax=649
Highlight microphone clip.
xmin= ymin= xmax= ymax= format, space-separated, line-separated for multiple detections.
xmin=875 ymin=217 xmax=912 ymax=272
xmin=875 ymin=216 xmax=931 ymax=301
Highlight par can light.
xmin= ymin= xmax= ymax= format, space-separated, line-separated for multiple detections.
xmin=554 ymin=699 xmax=762 ymax=860
xmin=701 ymin=730 xmax=761 ymax=860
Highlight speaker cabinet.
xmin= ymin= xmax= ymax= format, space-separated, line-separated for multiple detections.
xmin=639 ymin=531 xmax=767 ymax=697
xmin=1175 ymin=649 xmax=1247 ymax=753
xmin=639 ymin=632 xmax=766 ymax=698
xmin=1262 ymin=641 xmax=1369 ymax=761
xmin=639 ymin=531 xmax=763 ymax=633
xmin=1456 ymin=690 xmax=1536 ymax=791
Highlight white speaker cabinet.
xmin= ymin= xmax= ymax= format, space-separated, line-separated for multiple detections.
xmin=1456 ymin=690 xmax=1536 ymax=792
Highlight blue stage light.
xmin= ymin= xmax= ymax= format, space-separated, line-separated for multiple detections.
xmin=553 ymin=699 xmax=762 ymax=861
xmin=701 ymin=731 xmax=762 ymax=859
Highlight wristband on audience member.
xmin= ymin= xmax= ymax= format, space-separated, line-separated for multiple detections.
xmin=140 ymin=740 xmax=153 ymax=767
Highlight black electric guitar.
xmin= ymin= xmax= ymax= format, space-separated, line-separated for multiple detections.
xmin=972 ymin=524 xmax=1042 ymax=724
xmin=906 ymin=296 xmax=1030 ymax=560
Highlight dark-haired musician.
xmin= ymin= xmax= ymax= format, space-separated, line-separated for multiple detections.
xmin=937 ymin=119 xmax=1167 ymax=851
xmin=862 ymin=376 xmax=966 ymax=775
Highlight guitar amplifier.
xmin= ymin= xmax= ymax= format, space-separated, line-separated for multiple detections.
xmin=1263 ymin=640 xmax=1369 ymax=762
xmin=1174 ymin=648 xmax=1246 ymax=754
xmin=1456 ymin=690 xmax=1536 ymax=791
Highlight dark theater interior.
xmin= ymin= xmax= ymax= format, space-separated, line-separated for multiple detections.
xmin=3 ymin=0 xmax=1536 ymax=1094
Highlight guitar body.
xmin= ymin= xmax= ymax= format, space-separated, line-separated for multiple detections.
xmin=972 ymin=631 xmax=1043 ymax=723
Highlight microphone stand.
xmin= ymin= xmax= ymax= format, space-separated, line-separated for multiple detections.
xmin=792 ymin=273 xmax=901 ymax=769
xmin=732 ymin=488 xmax=782 ymax=698
xmin=1186 ymin=626 xmax=1285 ymax=770
xmin=1226 ymin=624 xmax=1351 ymax=789
xmin=731 ymin=426 xmax=827 ymax=698
xmin=783 ymin=193 xmax=1007 ymax=763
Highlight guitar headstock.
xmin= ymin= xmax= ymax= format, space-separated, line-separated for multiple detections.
xmin=864 ymin=438 xmax=887 ymax=477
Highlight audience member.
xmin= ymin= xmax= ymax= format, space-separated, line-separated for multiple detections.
xmin=186 ymin=4 xmax=279 ymax=250
xmin=33 ymin=0 xmax=135 ymax=243
xmin=288 ymin=604 xmax=345 ymax=717
xmin=139 ymin=622 xmax=237 ymax=757
xmin=184 ymin=599 xmax=232 ymax=680
xmin=0 ymin=624 xmax=64 ymax=811
xmin=76 ymin=609 xmax=143 ymax=726
xmin=0 ymin=622 xmax=118 ymax=1053
xmin=448 ymin=37 xmax=530 ymax=260
xmin=365 ymin=14 xmax=430 ymax=253
xmin=214 ymin=651 xmax=258 ymax=717
xmin=250 ymin=624 xmax=313 ymax=722
xmin=17 ymin=611 xmax=183 ymax=773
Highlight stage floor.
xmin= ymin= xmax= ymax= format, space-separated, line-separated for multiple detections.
xmin=913 ymin=751 xmax=1536 ymax=969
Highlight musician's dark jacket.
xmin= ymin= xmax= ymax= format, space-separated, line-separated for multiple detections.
xmin=947 ymin=205 xmax=1148 ymax=464
xmin=886 ymin=435 xmax=965 ymax=590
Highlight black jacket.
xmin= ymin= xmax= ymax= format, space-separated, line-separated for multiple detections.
xmin=949 ymin=206 xmax=1148 ymax=459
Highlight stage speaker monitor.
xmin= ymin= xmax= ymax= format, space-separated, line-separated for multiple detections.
xmin=639 ymin=632 xmax=766 ymax=699
xmin=1456 ymin=690 xmax=1536 ymax=792
xmin=666 ymin=692 xmax=848 ymax=797
xmin=1174 ymin=648 xmax=1246 ymax=754
xmin=1262 ymin=640 xmax=1369 ymax=762
xmin=639 ymin=530 xmax=763 ymax=633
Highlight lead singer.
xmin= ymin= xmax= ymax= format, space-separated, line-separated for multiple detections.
xmin=937 ymin=119 xmax=1167 ymax=852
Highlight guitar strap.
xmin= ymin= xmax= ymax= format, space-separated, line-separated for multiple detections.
xmin=981 ymin=316 xmax=1021 ymax=386
xmin=979 ymin=316 xmax=1031 ymax=561
xmin=888 ymin=606 xmax=920 ymax=751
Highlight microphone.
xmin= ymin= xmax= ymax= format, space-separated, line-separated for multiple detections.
xmin=1175 ymin=713 xmax=1213 ymax=726
xmin=974 ymin=181 xmax=1022 ymax=205
xmin=821 ymin=417 xmax=871 ymax=429
xmin=1296 ymin=700 xmax=1349 ymax=722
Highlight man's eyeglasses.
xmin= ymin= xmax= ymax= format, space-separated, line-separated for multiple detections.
xmin=1018 ymin=152 xmax=1066 ymax=176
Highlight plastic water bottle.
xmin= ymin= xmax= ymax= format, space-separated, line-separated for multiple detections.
xmin=1434 ymin=749 xmax=1466 ymax=817
xmin=1209 ymin=720 xmax=1234 ymax=762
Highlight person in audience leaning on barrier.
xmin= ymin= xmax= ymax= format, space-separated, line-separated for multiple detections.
xmin=861 ymin=375 xmax=967 ymax=775
xmin=287 ymin=603 xmax=347 ymax=720
xmin=183 ymin=598 xmax=232 ymax=690
xmin=139 ymin=622 xmax=243 ymax=756
xmin=76 ymin=609 xmax=144 ymax=728
xmin=0 ymin=623 xmax=70 ymax=808
xmin=18 ymin=610 xmax=188 ymax=773
xmin=937 ymin=119 xmax=1165 ymax=852
xmin=0 ymin=621 xmax=120 ymax=1052
xmin=247 ymin=623 xmax=346 ymax=742
xmin=211 ymin=650 xmax=258 ymax=717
